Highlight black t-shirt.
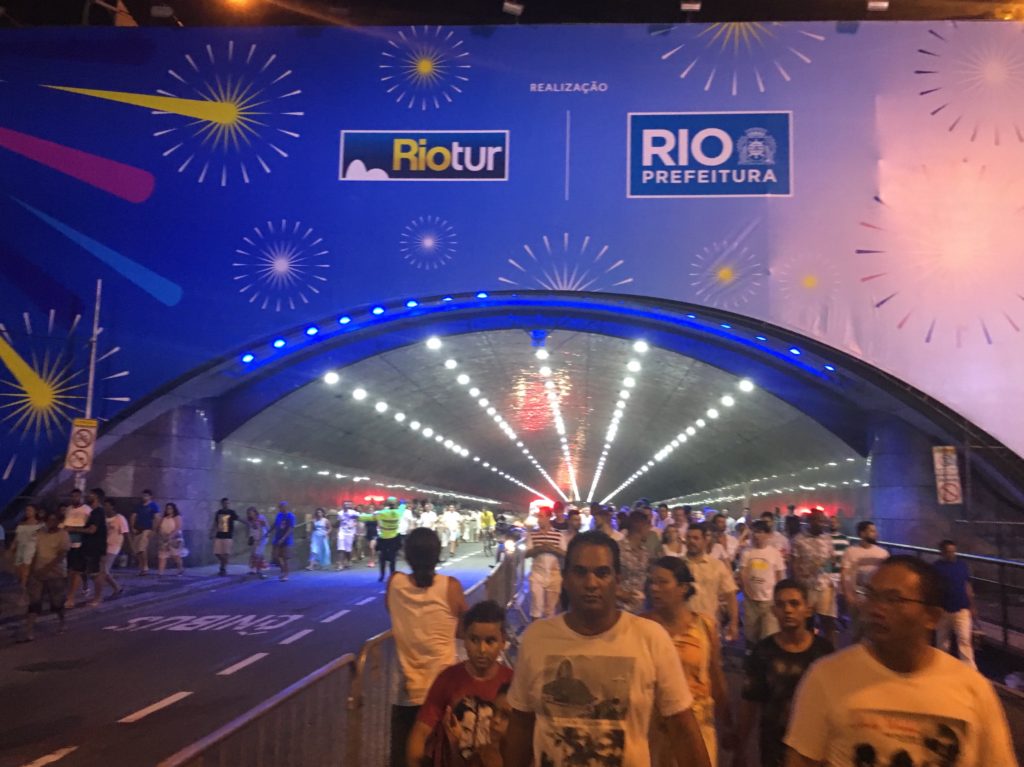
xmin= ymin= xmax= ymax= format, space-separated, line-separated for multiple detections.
xmin=214 ymin=508 xmax=239 ymax=539
xmin=741 ymin=633 xmax=834 ymax=767
xmin=80 ymin=506 xmax=108 ymax=557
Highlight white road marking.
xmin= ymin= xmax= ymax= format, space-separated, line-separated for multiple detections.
xmin=118 ymin=691 xmax=193 ymax=723
xmin=321 ymin=609 xmax=350 ymax=624
xmin=279 ymin=629 xmax=314 ymax=645
xmin=19 ymin=747 xmax=79 ymax=767
xmin=355 ymin=596 xmax=375 ymax=606
xmin=216 ymin=653 xmax=269 ymax=676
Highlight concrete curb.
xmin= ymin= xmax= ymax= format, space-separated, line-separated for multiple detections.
xmin=0 ymin=571 xmax=245 ymax=631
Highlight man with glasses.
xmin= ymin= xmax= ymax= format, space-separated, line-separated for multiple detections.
xmin=783 ymin=556 xmax=1017 ymax=767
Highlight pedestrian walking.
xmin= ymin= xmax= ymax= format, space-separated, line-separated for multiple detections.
xmin=306 ymin=508 xmax=332 ymax=570
xmin=387 ymin=526 xmax=468 ymax=767
xmin=130 ymin=489 xmax=160 ymax=575
xmin=335 ymin=503 xmax=359 ymax=570
xmin=245 ymin=506 xmax=268 ymax=578
xmin=14 ymin=502 xmax=43 ymax=589
xmin=95 ymin=498 xmax=128 ymax=602
xmin=270 ymin=501 xmax=296 ymax=581
xmin=933 ymin=539 xmax=978 ymax=669
xmin=157 ymin=502 xmax=187 ymax=576
xmin=211 ymin=497 xmax=239 ymax=576
xmin=20 ymin=509 xmax=71 ymax=642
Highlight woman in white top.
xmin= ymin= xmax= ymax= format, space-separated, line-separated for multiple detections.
xmin=662 ymin=524 xmax=686 ymax=558
xmin=385 ymin=526 xmax=467 ymax=767
xmin=156 ymin=503 xmax=187 ymax=575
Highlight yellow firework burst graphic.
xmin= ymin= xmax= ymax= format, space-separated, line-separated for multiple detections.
xmin=659 ymin=22 xmax=825 ymax=96
xmin=0 ymin=310 xmax=129 ymax=483
xmin=379 ymin=26 xmax=472 ymax=110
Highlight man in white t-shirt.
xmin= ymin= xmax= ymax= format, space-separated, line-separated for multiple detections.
xmin=685 ymin=524 xmax=739 ymax=641
xmin=840 ymin=520 xmax=889 ymax=634
xmin=739 ymin=520 xmax=787 ymax=644
xmin=784 ymin=556 xmax=1018 ymax=767
xmin=760 ymin=510 xmax=791 ymax=561
xmin=505 ymin=530 xmax=711 ymax=767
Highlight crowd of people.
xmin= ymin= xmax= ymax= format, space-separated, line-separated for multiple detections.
xmin=385 ymin=501 xmax=1017 ymax=767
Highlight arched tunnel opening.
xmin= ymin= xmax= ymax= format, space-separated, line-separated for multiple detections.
xmin=27 ymin=290 xmax=1024 ymax=562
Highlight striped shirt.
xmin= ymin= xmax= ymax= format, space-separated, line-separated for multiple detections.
xmin=527 ymin=529 xmax=565 ymax=576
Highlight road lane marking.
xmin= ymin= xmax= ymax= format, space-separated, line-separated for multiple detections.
xmin=321 ymin=609 xmax=350 ymax=623
xmin=19 ymin=747 xmax=79 ymax=767
xmin=279 ymin=629 xmax=314 ymax=645
xmin=217 ymin=653 xmax=269 ymax=676
xmin=118 ymin=691 xmax=193 ymax=723
xmin=355 ymin=596 xmax=375 ymax=606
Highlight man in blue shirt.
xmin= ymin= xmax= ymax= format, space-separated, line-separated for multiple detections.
xmin=933 ymin=539 xmax=977 ymax=669
xmin=271 ymin=501 xmax=296 ymax=582
xmin=130 ymin=489 xmax=160 ymax=575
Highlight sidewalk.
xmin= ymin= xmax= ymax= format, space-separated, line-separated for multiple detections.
xmin=0 ymin=563 xmax=246 ymax=638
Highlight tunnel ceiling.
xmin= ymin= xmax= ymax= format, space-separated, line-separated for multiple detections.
xmin=227 ymin=329 xmax=860 ymax=506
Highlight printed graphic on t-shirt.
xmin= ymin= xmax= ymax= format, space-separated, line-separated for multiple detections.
xmin=445 ymin=694 xmax=498 ymax=762
xmin=847 ymin=709 xmax=966 ymax=767
xmin=538 ymin=655 xmax=633 ymax=767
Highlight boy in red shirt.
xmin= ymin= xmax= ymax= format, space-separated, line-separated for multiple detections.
xmin=407 ymin=600 xmax=513 ymax=767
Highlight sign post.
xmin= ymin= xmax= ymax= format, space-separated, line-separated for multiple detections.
xmin=932 ymin=446 xmax=963 ymax=505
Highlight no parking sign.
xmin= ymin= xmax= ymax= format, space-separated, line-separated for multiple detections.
xmin=64 ymin=418 xmax=98 ymax=472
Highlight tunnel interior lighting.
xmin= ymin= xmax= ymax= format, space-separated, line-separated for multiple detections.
xmin=352 ymin=388 xmax=367 ymax=401
xmin=406 ymin=299 xmax=419 ymax=308
xmin=476 ymin=291 xmax=489 ymax=299
xmin=426 ymin=336 xmax=442 ymax=350
xmin=633 ymin=340 xmax=649 ymax=353
xmin=272 ymin=338 xmax=286 ymax=349
xmin=824 ymin=364 xmax=836 ymax=372
xmin=444 ymin=359 xmax=458 ymax=369
xmin=789 ymin=347 xmax=802 ymax=355
xmin=241 ymin=353 xmax=255 ymax=363
xmin=375 ymin=401 xmax=389 ymax=413
xmin=323 ymin=371 xmax=340 ymax=385
xmin=338 ymin=315 xmax=352 ymax=325
xmin=371 ymin=306 xmax=385 ymax=316
xmin=305 ymin=326 xmax=318 ymax=336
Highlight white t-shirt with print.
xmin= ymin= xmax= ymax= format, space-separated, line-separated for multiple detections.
xmin=508 ymin=611 xmax=694 ymax=767
xmin=739 ymin=545 xmax=786 ymax=602
xmin=785 ymin=644 xmax=1018 ymax=767
xmin=106 ymin=513 xmax=130 ymax=555
xmin=840 ymin=543 xmax=890 ymax=598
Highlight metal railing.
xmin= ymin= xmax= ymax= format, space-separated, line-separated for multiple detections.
xmin=158 ymin=552 xmax=525 ymax=767
xmin=157 ymin=653 xmax=357 ymax=767
xmin=877 ymin=539 xmax=1024 ymax=648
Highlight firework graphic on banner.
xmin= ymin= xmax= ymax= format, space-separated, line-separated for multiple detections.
xmin=915 ymin=22 xmax=1024 ymax=146
xmin=233 ymin=219 xmax=330 ymax=312
xmin=44 ymin=40 xmax=304 ymax=186
xmin=658 ymin=22 xmax=825 ymax=96
xmin=857 ymin=161 xmax=1024 ymax=346
xmin=399 ymin=215 xmax=457 ymax=270
xmin=771 ymin=250 xmax=842 ymax=337
xmin=499 ymin=233 xmax=633 ymax=292
xmin=689 ymin=221 xmax=766 ymax=309
xmin=379 ymin=26 xmax=471 ymax=110
xmin=0 ymin=309 xmax=129 ymax=484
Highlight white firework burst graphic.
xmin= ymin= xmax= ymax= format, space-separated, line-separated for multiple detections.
xmin=771 ymin=250 xmax=842 ymax=337
xmin=379 ymin=26 xmax=471 ymax=111
xmin=154 ymin=40 xmax=304 ymax=186
xmin=499 ymin=233 xmax=633 ymax=292
xmin=915 ymin=22 xmax=1024 ymax=146
xmin=690 ymin=221 xmax=766 ymax=309
xmin=399 ymin=215 xmax=457 ymax=270
xmin=659 ymin=22 xmax=825 ymax=96
xmin=857 ymin=161 xmax=1024 ymax=346
xmin=0 ymin=309 xmax=129 ymax=484
xmin=233 ymin=219 xmax=330 ymax=312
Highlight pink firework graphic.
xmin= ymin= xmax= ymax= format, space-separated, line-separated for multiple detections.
xmin=857 ymin=161 xmax=1024 ymax=346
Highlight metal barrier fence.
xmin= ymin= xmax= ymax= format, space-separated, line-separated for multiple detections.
xmin=158 ymin=551 xmax=526 ymax=767
xmin=878 ymin=539 xmax=1023 ymax=647
xmin=156 ymin=653 xmax=357 ymax=767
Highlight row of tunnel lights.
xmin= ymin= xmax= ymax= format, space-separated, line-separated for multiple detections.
xmin=535 ymin=348 xmax=582 ymax=501
xmin=669 ymin=457 xmax=871 ymax=506
xmin=241 ymin=457 xmax=499 ymax=503
xmin=235 ymin=296 xmax=840 ymax=377
xmin=428 ymin=339 xmax=569 ymax=502
xmin=586 ymin=340 xmax=649 ymax=503
xmin=322 ymin=373 xmax=550 ymax=500
xmin=598 ymin=377 xmax=756 ymax=505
